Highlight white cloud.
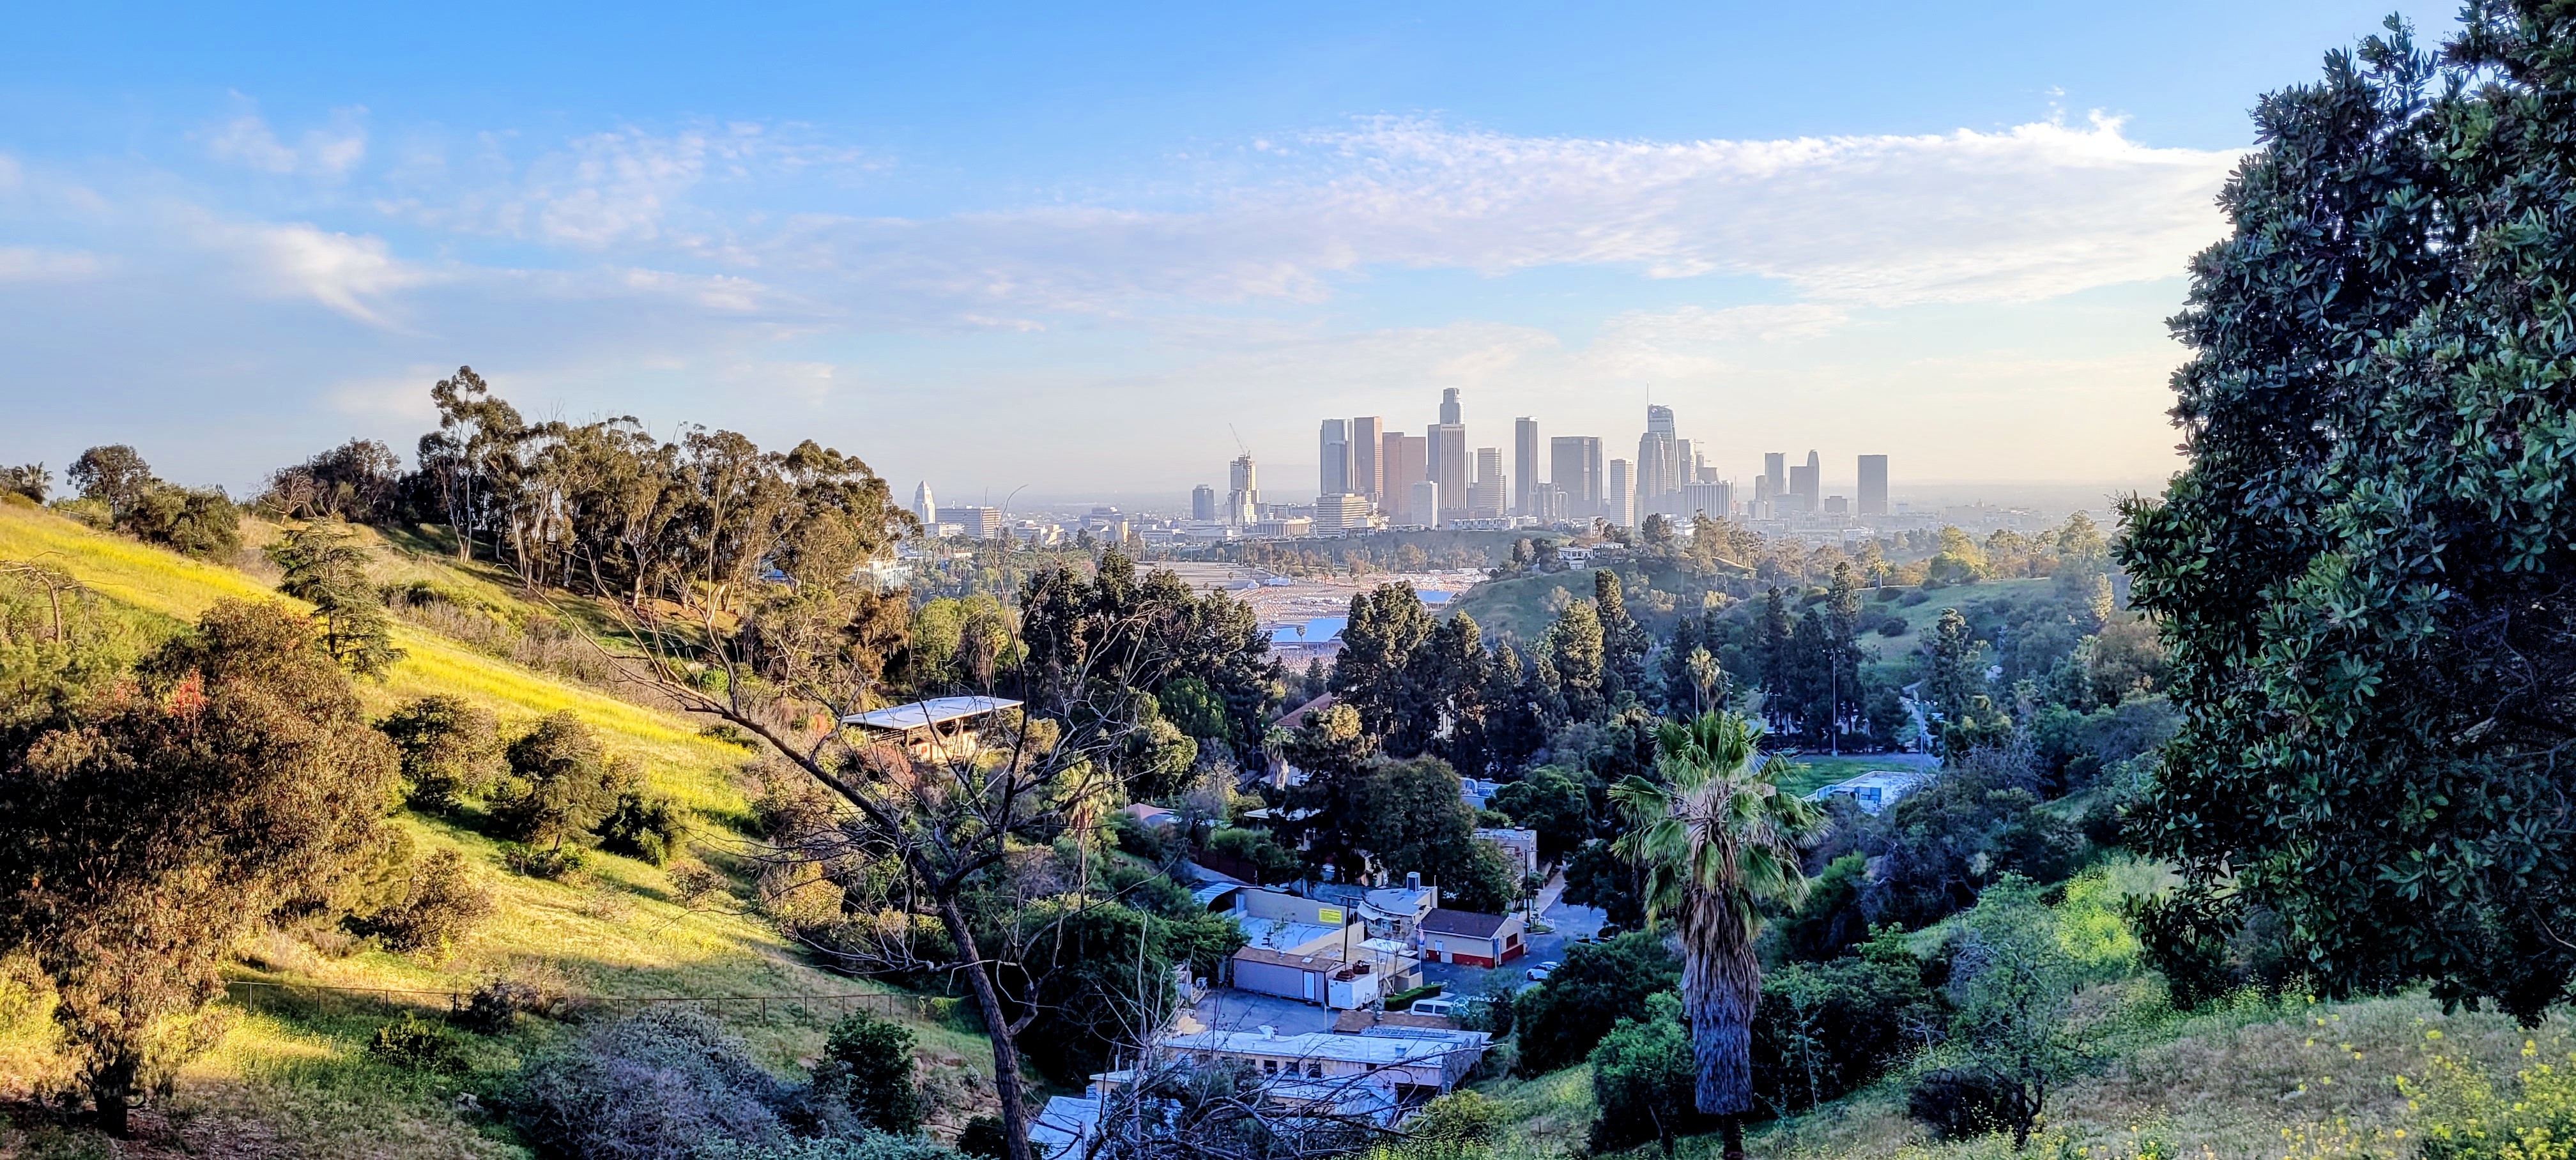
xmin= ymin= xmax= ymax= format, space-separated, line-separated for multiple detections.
xmin=204 ymin=222 xmax=427 ymax=324
xmin=204 ymin=104 xmax=369 ymax=178
xmin=0 ymin=247 xmax=107 ymax=282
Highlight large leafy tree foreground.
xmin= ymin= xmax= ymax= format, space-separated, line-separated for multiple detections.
xmin=2120 ymin=6 xmax=2576 ymax=1018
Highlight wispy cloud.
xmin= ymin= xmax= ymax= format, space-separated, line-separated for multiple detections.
xmin=203 ymin=102 xmax=369 ymax=178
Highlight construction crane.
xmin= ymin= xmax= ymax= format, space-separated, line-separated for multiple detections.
xmin=1229 ymin=424 xmax=1250 ymax=459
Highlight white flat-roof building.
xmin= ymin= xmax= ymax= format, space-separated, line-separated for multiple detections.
xmin=839 ymin=696 xmax=1023 ymax=762
xmin=1808 ymin=769 xmax=1930 ymax=814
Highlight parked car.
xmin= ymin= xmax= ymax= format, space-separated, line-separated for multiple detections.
xmin=1524 ymin=961 xmax=1561 ymax=982
xmin=1410 ymin=997 xmax=1462 ymax=1018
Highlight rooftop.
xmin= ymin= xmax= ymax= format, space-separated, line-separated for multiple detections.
xmin=1160 ymin=1027 xmax=1489 ymax=1067
xmin=1420 ymin=909 xmax=1515 ymax=939
xmin=1331 ymin=1009 xmax=1460 ymax=1035
xmin=839 ymin=696 xmax=1023 ymax=733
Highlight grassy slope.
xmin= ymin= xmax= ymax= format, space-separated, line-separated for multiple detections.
xmin=0 ymin=505 xmax=986 ymax=1156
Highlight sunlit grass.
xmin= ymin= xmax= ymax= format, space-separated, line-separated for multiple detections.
xmin=0 ymin=504 xmax=990 ymax=1148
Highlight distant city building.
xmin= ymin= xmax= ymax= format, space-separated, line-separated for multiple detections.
xmin=1319 ymin=419 xmax=1351 ymax=498
xmin=1788 ymin=450 xmax=1820 ymax=514
xmin=1826 ymin=496 xmax=1849 ymax=516
xmin=1250 ymin=517 xmax=1314 ymax=539
xmin=1802 ymin=450 xmax=1823 ymax=512
xmin=1764 ymin=452 xmax=1787 ymax=505
xmin=1314 ymin=492 xmax=1370 ymax=533
xmin=1385 ymin=434 xmax=1428 ymax=523
xmin=1353 ymin=416 xmax=1384 ymax=500
xmin=1430 ymin=422 xmax=1468 ymax=523
xmin=1471 ymin=446 xmax=1506 ymax=519
xmin=1606 ymin=459 xmax=1634 ymax=528
xmin=1681 ymin=480 xmax=1731 ymax=521
xmin=1512 ymin=417 xmax=1540 ymax=517
xmin=1229 ymin=454 xmax=1261 ymax=525
xmin=952 ymin=506 xmax=1004 ymax=538
xmin=1192 ymin=484 xmax=1217 ymax=522
xmin=1409 ymin=480 xmax=1441 ymax=528
xmin=1438 ymin=387 xmax=1462 ymax=427
xmin=1638 ymin=404 xmax=1680 ymax=510
xmin=1550 ymin=436 xmax=1602 ymax=517
xmin=912 ymin=481 xmax=936 ymax=529
xmin=1858 ymin=454 xmax=1889 ymax=517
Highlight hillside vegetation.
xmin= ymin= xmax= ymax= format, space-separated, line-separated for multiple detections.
xmin=0 ymin=500 xmax=986 ymax=1157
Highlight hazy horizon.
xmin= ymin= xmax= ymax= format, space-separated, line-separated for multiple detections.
xmin=0 ymin=1 xmax=2454 ymax=498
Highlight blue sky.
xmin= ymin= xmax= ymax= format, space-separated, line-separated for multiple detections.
xmin=0 ymin=1 xmax=2461 ymax=502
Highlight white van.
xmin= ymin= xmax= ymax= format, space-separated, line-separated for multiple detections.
xmin=1409 ymin=997 xmax=1461 ymax=1018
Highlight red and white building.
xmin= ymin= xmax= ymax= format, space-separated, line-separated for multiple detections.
xmin=1415 ymin=908 xmax=1527 ymax=968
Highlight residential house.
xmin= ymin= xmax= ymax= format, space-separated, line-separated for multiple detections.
xmin=1475 ymin=827 xmax=1542 ymax=878
xmin=839 ymin=696 xmax=1023 ymax=763
xmin=1416 ymin=908 xmax=1528 ymax=968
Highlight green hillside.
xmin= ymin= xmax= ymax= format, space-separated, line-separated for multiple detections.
xmin=0 ymin=502 xmax=986 ymax=1156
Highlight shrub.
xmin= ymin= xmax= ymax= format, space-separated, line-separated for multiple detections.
xmin=509 ymin=1007 xmax=792 ymax=1160
xmin=806 ymin=1011 xmax=924 ymax=1136
xmin=1877 ymin=618 xmax=1908 ymax=637
xmin=1407 ymin=1090 xmax=1503 ymax=1145
xmin=487 ymin=712 xmax=625 ymax=848
xmin=369 ymin=1012 xmax=468 ymax=1075
xmin=693 ymin=1135 xmax=958 ymax=1160
xmin=356 ymin=848 xmax=496 ymax=960
xmin=956 ymin=1115 xmax=1006 ymax=1158
xmin=671 ymin=862 xmax=730 ymax=905
xmin=502 ymin=843 xmax=589 ymax=880
xmin=596 ymin=789 xmax=691 ymax=865
xmin=1588 ymin=993 xmax=1705 ymax=1154
xmin=378 ymin=696 xmax=506 ymax=811
xmin=1753 ymin=930 xmax=1943 ymax=1115
xmin=118 ymin=485 xmax=241 ymax=559
xmin=452 ymin=977 xmax=565 ymax=1033
xmin=1906 ymin=1069 xmax=2014 ymax=1141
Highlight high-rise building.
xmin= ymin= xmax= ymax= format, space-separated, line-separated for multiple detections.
xmin=952 ymin=506 xmax=1004 ymax=538
xmin=912 ymin=482 xmax=936 ymax=529
xmin=1192 ymin=484 xmax=1216 ymax=522
xmin=1788 ymin=455 xmax=1818 ymax=515
xmin=1472 ymin=446 xmax=1506 ymax=519
xmin=1607 ymin=459 xmax=1634 ymax=528
xmin=1763 ymin=453 xmax=1787 ymax=503
xmin=1430 ymin=423 xmax=1468 ymax=521
xmin=1409 ymin=480 xmax=1442 ymax=529
xmin=1381 ymin=434 xmax=1427 ymax=523
xmin=1802 ymin=450 xmax=1823 ymax=512
xmin=1228 ymin=454 xmax=1261 ymax=525
xmin=1439 ymin=387 xmax=1462 ymax=427
xmin=1513 ymin=417 xmax=1540 ymax=517
xmin=1550 ymin=436 xmax=1602 ymax=517
xmin=1682 ymin=481 xmax=1732 ymax=521
xmin=1319 ymin=420 xmax=1351 ymax=498
xmin=1353 ymin=416 xmax=1384 ymax=500
xmin=1857 ymin=454 xmax=1889 ymax=517
xmin=1637 ymin=404 xmax=1680 ymax=512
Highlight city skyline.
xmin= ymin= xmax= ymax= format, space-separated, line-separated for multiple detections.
xmin=0 ymin=3 xmax=2457 ymax=497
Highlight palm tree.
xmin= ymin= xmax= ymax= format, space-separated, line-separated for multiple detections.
xmin=1611 ymin=712 xmax=1825 ymax=1160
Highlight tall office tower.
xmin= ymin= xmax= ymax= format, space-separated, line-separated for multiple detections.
xmin=1319 ymin=420 xmax=1351 ymax=497
xmin=1788 ymin=459 xmax=1818 ymax=515
xmin=1352 ymin=416 xmax=1384 ymax=500
xmin=1764 ymin=452 xmax=1787 ymax=502
xmin=1192 ymin=484 xmax=1216 ymax=522
xmin=912 ymin=481 xmax=937 ymax=528
xmin=1753 ymin=474 xmax=1772 ymax=508
xmin=1803 ymin=450 xmax=1823 ymax=512
xmin=1472 ymin=446 xmax=1506 ymax=518
xmin=1639 ymin=404 xmax=1680 ymax=509
xmin=1430 ymin=423 xmax=1468 ymax=521
xmin=1607 ymin=459 xmax=1635 ymax=527
xmin=1227 ymin=454 xmax=1261 ymax=525
xmin=1384 ymin=434 xmax=1428 ymax=523
xmin=1513 ymin=417 xmax=1540 ymax=516
xmin=1550 ymin=436 xmax=1603 ymax=516
xmin=1409 ymin=480 xmax=1442 ymax=528
xmin=1857 ymin=454 xmax=1889 ymax=517
xmin=1675 ymin=438 xmax=1694 ymax=484
xmin=1439 ymin=387 xmax=1462 ymax=427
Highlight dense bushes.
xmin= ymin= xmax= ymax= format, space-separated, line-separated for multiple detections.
xmin=1587 ymin=993 xmax=1705 ymax=1155
xmin=379 ymin=695 xmax=506 ymax=812
xmin=351 ymin=848 xmax=496 ymax=959
xmin=1752 ymin=929 xmax=1943 ymax=1115
xmin=510 ymin=1007 xmax=799 ymax=1159
xmin=1513 ymin=932 xmax=1680 ymax=1075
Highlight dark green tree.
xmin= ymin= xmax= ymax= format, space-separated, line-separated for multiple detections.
xmin=816 ymin=1011 xmax=926 ymax=1134
xmin=1595 ymin=570 xmax=1651 ymax=706
xmin=1546 ymin=599 xmax=1606 ymax=722
xmin=268 ymin=519 xmax=405 ymax=680
xmin=1513 ymin=930 xmax=1681 ymax=1074
xmin=1330 ymin=583 xmax=1434 ymax=742
xmin=1489 ymin=766 xmax=1591 ymax=864
xmin=1589 ymin=993 xmax=1703 ymax=1156
xmin=378 ymin=695 xmax=506 ymax=811
xmin=66 ymin=445 xmax=155 ymax=516
xmin=2116 ymin=8 xmax=2576 ymax=1019
xmin=489 ymin=712 xmax=627 ymax=851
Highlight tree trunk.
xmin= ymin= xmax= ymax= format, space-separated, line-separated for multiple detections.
xmin=1720 ymin=1114 xmax=1745 ymax=1160
xmin=91 ymin=1053 xmax=138 ymax=1136
xmin=940 ymin=895 xmax=1035 ymax=1160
